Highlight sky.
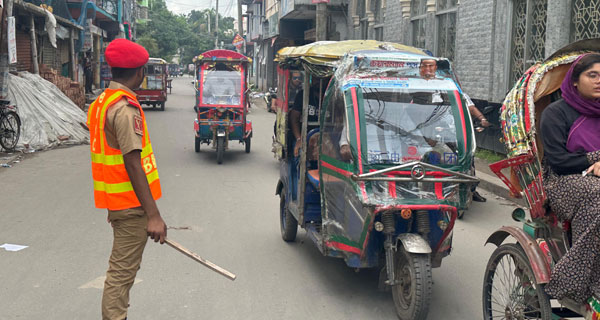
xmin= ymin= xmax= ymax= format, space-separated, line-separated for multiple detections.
xmin=165 ymin=0 xmax=239 ymax=18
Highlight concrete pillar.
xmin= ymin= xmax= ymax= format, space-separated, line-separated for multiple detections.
xmin=30 ymin=15 xmax=39 ymax=74
xmin=316 ymin=2 xmax=328 ymax=41
xmin=69 ymin=28 xmax=76 ymax=81
xmin=546 ymin=0 xmax=572 ymax=58
xmin=94 ymin=35 xmax=100 ymax=88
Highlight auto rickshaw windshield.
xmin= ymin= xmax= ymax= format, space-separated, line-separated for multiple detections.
xmin=202 ymin=69 xmax=242 ymax=105
xmin=353 ymin=86 xmax=459 ymax=166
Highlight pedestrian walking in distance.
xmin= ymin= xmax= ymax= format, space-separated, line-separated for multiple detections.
xmin=86 ymin=38 xmax=168 ymax=320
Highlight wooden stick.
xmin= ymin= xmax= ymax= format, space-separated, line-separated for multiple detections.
xmin=165 ymin=238 xmax=236 ymax=281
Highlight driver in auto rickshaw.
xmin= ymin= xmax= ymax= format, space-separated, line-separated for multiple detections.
xmin=539 ymin=53 xmax=600 ymax=308
xmin=290 ymin=79 xmax=324 ymax=158
xmin=416 ymin=58 xmax=488 ymax=202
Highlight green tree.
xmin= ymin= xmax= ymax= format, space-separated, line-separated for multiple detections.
xmin=136 ymin=35 xmax=159 ymax=57
xmin=136 ymin=1 xmax=239 ymax=65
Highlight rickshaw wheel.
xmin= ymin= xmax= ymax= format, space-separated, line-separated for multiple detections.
xmin=216 ymin=136 xmax=225 ymax=164
xmin=245 ymin=137 xmax=251 ymax=153
xmin=279 ymin=187 xmax=297 ymax=242
xmin=482 ymin=243 xmax=552 ymax=320
xmin=159 ymin=102 xmax=165 ymax=111
xmin=195 ymin=136 xmax=201 ymax=153
xmin=392 ymin=246 xmax=432 ymax=320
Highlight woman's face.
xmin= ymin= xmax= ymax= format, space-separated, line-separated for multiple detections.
xmin=575 ymin=62 xmax=600 ymax=100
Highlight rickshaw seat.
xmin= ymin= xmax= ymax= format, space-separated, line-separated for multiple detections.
xmin=307 ymin=169 xmax=320 ymax=188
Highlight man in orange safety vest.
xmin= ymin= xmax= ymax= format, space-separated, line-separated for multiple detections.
xmin=87 ymin=38 xmax=167 ymax=320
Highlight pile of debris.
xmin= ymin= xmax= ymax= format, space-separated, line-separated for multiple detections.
xmin=7 ymin=72 xmax=89 ymax=151
xmin=39 ymin=64 xmax=86 ymax=110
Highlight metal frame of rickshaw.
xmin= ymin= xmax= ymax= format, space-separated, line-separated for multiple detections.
xmin=135 ymin=58 xmax=168 ymax=111
xmin=193 ymin=50 xmax=252 ymax=163
xmin=274 ymin=40 xmax=480 ymax=320
xmin=483 ymin=39 xmax=600 ymax=319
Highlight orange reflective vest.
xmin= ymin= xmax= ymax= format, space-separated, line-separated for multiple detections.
xmin=87 ymin=89 xmax=162 ymax=210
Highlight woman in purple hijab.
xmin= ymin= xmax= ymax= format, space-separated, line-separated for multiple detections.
xmin=540 ymin=53 xmax=600 ymax=304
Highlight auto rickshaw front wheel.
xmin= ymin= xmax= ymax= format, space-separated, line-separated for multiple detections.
xmin=194 ymin=136 xmax=201 ymax=153
xmin=216 ymin=136 xmax=225 ymax=164
xmin=245 ymin=137 xmax=251 ymax=153
xmin=482 ymin=243 xmax=552 ymax=320
xmin=392 ymin=246 xmax=432 ymax=320
xmin=279 ymin=187 xmax=297 ymax=241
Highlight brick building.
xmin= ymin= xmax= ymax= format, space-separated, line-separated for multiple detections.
xmin=383 ymin=0 xmax=600 ymax=103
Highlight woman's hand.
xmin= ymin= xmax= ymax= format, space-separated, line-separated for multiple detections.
xmin=586 ymin=161 xmax=600 ymax=176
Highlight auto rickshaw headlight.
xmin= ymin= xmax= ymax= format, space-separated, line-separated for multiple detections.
xmin=374 ymin=221 xmax=384 ymax=232
xmin=400 ymin=209 xmax=412 ymax=219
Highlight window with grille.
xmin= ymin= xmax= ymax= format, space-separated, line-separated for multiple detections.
xmin=411 ymin=0 xmax=427 ymax=48
xmin=571 ymin=0 xmax=600 ymax=41
xmin=436 ymin=1 xmax=457 ymax=61
xmin=509 ymin=0 xmax=547 ymax=87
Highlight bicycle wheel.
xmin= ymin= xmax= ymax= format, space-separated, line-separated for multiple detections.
xmin=0 ymin=111 xmax=21 ymax=151
xmin=482 ymin=243 xmax=552 ymax=320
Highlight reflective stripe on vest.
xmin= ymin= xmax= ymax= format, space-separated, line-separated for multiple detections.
xmin=88 ymin=89 xmax=162 ymax=210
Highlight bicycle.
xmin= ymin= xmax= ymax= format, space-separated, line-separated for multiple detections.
xmin=0 ymin=99 xmax=20 ymax=151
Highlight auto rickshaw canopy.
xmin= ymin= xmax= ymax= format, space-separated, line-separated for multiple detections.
xmin=276 ymin=40 xmax=429 ymax=67
xmin=193 ymin=49 xmax=252 ymax=64
xmin=148 ymin=58 xmax=167 ymax=64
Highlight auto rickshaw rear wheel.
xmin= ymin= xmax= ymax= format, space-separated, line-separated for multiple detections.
xmin=482 ymin=243 xmax=552 ymax=320
xmin=392 ymin=246 xmax=432 ymax=320
xmin=160 ymin=102 xmax=165 ymax=111
xmin=216 ymin=136 xmax=225 ymax=164
xmin=279 ymin=186 xmax=297 ymax=241
xmin=245 ymin=137 xmax=251 ymax=153
xmin=195 ymin=136 xmax=201 ymax=153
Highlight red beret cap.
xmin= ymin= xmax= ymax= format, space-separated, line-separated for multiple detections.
xmin=105 ymin=38 xmax=149 ymax=68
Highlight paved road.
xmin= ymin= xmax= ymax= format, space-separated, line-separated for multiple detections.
xmin=0 ymin=77 xmax=519 ymax=319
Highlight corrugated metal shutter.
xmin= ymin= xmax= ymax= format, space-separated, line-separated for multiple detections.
xmin=41 ymin=40 xmax=58 ymax=70
xmin=16 ymin=30 xmax=32 ymax=72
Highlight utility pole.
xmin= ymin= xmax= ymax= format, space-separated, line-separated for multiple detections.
xmin=237 ymin=0 xmax=243 ymax=35
xmin=214 ymin=0 xmax=219 ymax=49
xmin=315 ymin=2 xmax=327 ymax=41
xmin=206 ymin=12 xmax=210 ymax=34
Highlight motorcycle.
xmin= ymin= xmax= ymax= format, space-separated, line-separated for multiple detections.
xmin=264 ymin=87 xmax=277 ymax=113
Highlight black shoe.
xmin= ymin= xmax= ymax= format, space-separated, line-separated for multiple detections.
xmin=473 ymin=191 xmax=487 ymax=202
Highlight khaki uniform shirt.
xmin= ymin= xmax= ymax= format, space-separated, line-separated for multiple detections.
xmin=104 ymin=81 xmax=144 ymax=214
xmin=104 ymin=81 xmax=143 ymax=155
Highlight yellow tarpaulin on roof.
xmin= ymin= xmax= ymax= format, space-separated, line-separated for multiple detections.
xmin=275 ymin=40 xmax=427 ymax=66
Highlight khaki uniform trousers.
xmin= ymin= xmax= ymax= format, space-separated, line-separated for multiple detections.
xmin=102 ymin=208 xmax=148 ymax=320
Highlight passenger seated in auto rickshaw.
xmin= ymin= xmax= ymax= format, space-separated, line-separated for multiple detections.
xmin=540 ymin=53 xmax=600 ymax=305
